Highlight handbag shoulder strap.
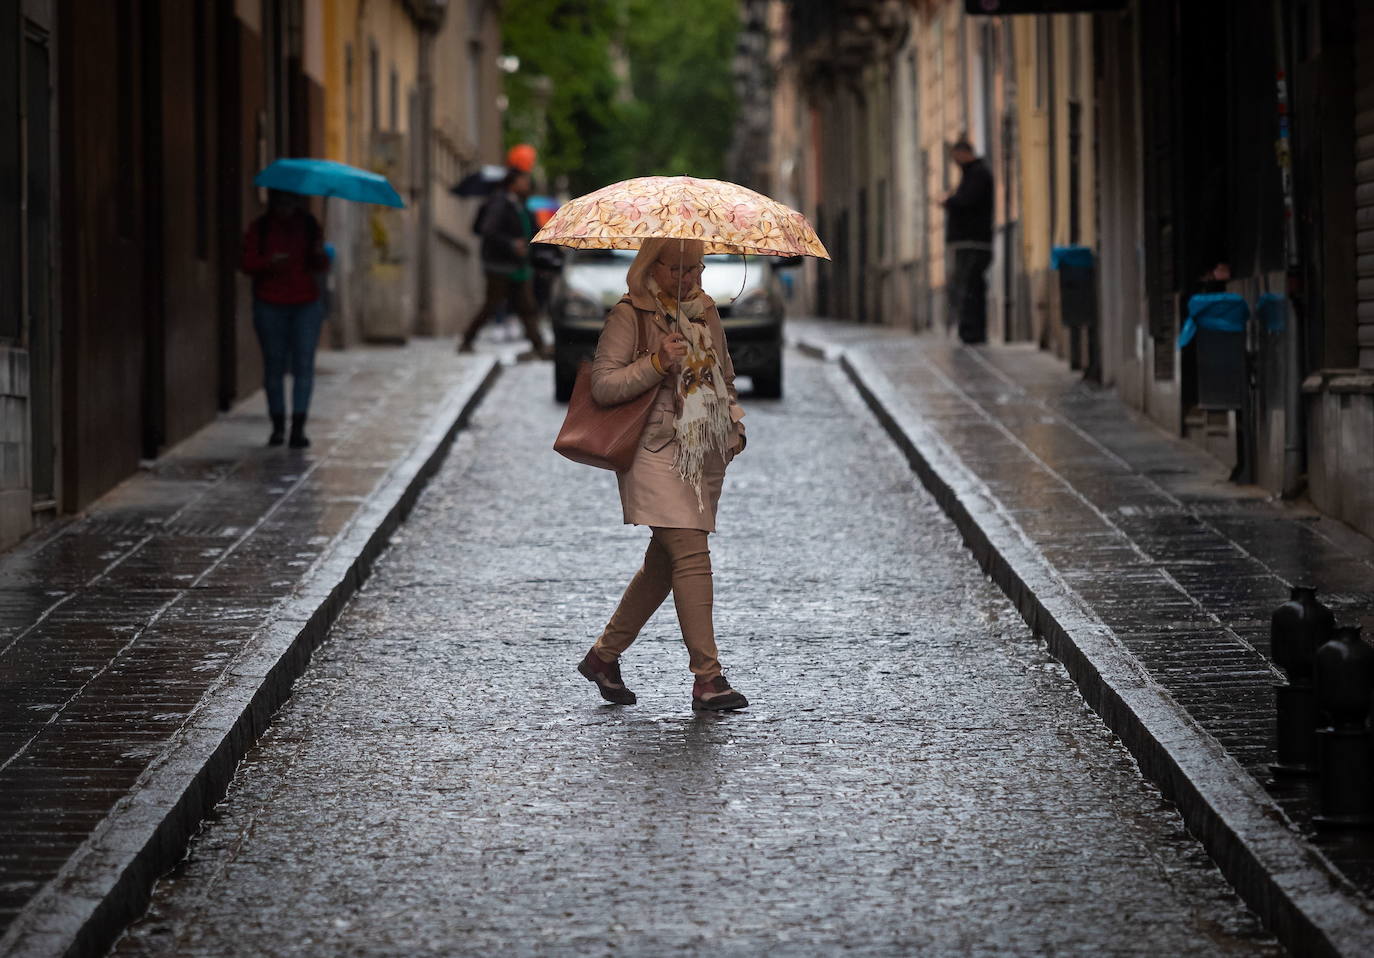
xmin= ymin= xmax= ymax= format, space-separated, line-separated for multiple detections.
xmin=616 ymin=295 xmax=651 ymax=360
xmin=636 ymin=306 xmax=650 ymax=358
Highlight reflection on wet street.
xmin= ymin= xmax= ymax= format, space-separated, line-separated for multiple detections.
xmin=114 ymin=356 xmax=1278 ymax=956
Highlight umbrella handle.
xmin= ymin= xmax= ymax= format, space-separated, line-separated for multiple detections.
xmin=677 ymin=238 xmax=684 ymax=322
xmin=732 ymin=255 xmax=748 ymax=305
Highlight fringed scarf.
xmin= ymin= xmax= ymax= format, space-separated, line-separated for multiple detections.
xmin=648 ymin=277 xmax=734 ymax=511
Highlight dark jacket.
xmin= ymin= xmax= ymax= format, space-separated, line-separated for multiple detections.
xmin=944 ymin=158 xmax=993 ymax=245
xmin=239 ymin=210 xmax=329 ymax=305
xmin=475 ymin=191 xmax=531 ymax=273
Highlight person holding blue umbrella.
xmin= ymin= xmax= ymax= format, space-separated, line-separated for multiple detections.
xmin=239 ymin=189 xmax=331 ymax=448
xmin=243 ymin=158 xmax=402 ymax=449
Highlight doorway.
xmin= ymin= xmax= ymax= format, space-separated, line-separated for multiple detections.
xmin=25 ymin=26 xmax=55 ymax=507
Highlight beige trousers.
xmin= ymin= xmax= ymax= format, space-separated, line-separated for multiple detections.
xmin=593 ymin=527 xmax=721 ymax=678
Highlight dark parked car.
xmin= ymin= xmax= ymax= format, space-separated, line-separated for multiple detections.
xmin=550 ymin=249 xmax=797 ymax=402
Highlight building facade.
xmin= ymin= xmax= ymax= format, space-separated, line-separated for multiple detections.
xmin=320 ymin=0 xmax=502 ymax=346
xmin=40 ymin=0 xmax=325 ymax=539
xmin=763 ymin=0 xmax=1372 ymax=539
xmin=0 ymin=0 xmax=504 ymax=552
xmin=1 ymin=0 xmax=56 ymax=546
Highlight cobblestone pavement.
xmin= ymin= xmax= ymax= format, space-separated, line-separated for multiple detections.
xmin=113 ymin=356 xmax=1279 ymax=957
xmin=0 ymin=342 xmax=494 ymax=943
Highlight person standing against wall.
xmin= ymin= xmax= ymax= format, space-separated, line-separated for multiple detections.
xmin=240 ymin=190 xmax=331 ymax=449
xmin=943 ymin=138 xmax=994 ymax=345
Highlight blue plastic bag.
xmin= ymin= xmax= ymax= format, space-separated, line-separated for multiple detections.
xmin=1255 ymin=292 xmax=1286 ymax=333
xmin=1177 ymin=293 xmax=1248 ymax=348
xmin=1050 ymin=246 xmax=1094 ymax=270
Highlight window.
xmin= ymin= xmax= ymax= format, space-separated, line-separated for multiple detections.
xmin=389 ymin=67 xmax=398 ymax=131
xmin=1068 ymin=15 xmax=1081 ymax=100
xmin=344 ymin=42 xmax=354 ymax=158
xmin=467 ymin=41 xmax=482 ymax=147
xmin=1035 ymin=17 xmax=1050 ymax=111
xmin=467 ymin=0 xmax=487 ymax=148
xmin=877 ymin=179 xmax=888 ymax=260
xmin=369 ymin=40 xmax=379 ymax=131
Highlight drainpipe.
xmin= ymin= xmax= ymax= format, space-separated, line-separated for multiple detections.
xmin=1272 ymin=0 xmax=1304 ymax=498
xmin=411 ymin=1 xmax=445 ymax=335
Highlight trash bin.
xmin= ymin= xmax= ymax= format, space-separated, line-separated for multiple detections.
xmin=1178 ymin=293 xmax=1248 ymax=410
xmin=1050 ymin=245 xmax=1097 ymax=328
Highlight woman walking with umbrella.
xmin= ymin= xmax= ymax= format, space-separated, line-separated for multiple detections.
xmin=243 ymin=158 xmax=405 ymax=448
xmin=239 ymin=189 xmax=330 ymax=448
xmin=535 ymin=175 xmax=828 ymax=711
xmin=578 ymin=236 xmax=749 ymax=711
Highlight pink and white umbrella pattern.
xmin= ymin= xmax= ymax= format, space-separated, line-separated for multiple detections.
xmin=532 ymin=175 xmax=829 ymax=259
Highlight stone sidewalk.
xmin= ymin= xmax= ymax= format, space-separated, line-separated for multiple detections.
xmin=0 ymin=343 xmax=499 ymax=957
xmin=789 ymin=319 xmax=1374 ymax=956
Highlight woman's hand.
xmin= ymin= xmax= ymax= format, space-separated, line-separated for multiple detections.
xmin=729 ymin=427 xmax=746 ymax=457
xmin=657 ymin=331 xmax=688 ymax=370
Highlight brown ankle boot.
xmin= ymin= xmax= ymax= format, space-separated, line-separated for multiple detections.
xmin=578 ymin=650 xmax=636 ymax=705
xmin=692 ymin=674 xmax=748 ymax=712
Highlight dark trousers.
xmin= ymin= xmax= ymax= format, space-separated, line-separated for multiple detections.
xmin=462 ymin=271 xmax=545 ymax=350
xmin=252 ymin=298 xmax=324 ymax=417
xmin=951 ymin=247 xmax=993 ymax=344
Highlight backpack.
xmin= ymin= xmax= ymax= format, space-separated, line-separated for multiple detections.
xmin=258 ymin=210 xmax=321 ymax=253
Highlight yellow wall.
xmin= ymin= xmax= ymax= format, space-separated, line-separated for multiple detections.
xmin=321 ymin=0 xmax=356 ymax=163
xmin=1013 ymin=17 xmax=1050 ymax=275
xmin=1050 ymin=15 xmax=1095 ymax=250
xmin=916 ymin=3 xmax=967 ymax=289
xmin=1014 ymin=14 xmax=1095 ymax=274
xmin=320 ymin=1 xmax=420 ymax=168
xmin=303 ymin=0 xmax=325 ymax=83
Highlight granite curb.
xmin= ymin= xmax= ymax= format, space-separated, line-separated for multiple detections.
xmin=791 ymin=332 xmax=1374 ymax=958
xmin=0 ymin=357 xmax=502 ymax=958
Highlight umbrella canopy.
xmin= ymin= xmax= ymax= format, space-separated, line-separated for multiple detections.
xmin=531 ymin=175 xmax=828 ymax=259
xmin=255 ymin=158 xmax=404 ymax=208
xmin=527 ymin=194 xmax=560 ymax=229
xmin=450 ymin=164 xmax=508 ymax=198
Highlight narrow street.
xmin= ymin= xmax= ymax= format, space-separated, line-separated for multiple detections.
xmin=112 ymin=355 xmax=1277 ymax=957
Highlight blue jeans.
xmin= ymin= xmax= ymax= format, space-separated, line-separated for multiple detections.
xmin=252 ymin=299 xmax=324 ymax=417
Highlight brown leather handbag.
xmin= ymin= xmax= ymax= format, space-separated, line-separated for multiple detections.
xmin=553 ymin=307 xmax=658 ymax=472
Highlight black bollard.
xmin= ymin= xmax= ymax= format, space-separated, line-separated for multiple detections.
xmin=1313 ymin=625 xmax=1374 ymax=828
xmin=1270 ymin=585 xmax=1335 ymax=777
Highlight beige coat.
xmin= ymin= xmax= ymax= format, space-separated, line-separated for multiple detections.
xmin=590 ymin=289 xmax=745 ymax=532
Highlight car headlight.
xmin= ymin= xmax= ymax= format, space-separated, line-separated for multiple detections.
xmin=562 ymin=293 xmax=602 ymax=321
xmin=732 ymin=291 xmax=773 ymax=318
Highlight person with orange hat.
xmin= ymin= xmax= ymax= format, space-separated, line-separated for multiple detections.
xmin=507 ymin=143 xmax=536 ymax=173
xmin=460 ymin=166 xmax=549 ymax=357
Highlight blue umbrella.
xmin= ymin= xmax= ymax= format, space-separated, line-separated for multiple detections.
xmin=254 ymin=158 xmax=405 ymax=208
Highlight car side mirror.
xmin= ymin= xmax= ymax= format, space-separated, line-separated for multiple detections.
xmin=773 ymin=255 xmax=803 ymax=269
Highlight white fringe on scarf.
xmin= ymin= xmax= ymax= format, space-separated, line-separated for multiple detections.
xmin=647 ymin=278 xmax=734 ymax=512
xmin=673 ymin=387 xmax=735 ymax=512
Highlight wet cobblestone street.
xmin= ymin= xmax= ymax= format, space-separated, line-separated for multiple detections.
xmin=113 ymin=356 xmax=1279 ymax=956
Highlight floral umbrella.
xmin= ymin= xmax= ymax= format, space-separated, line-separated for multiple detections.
xmin=531 ymin=175 xmax=829 ymax=259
